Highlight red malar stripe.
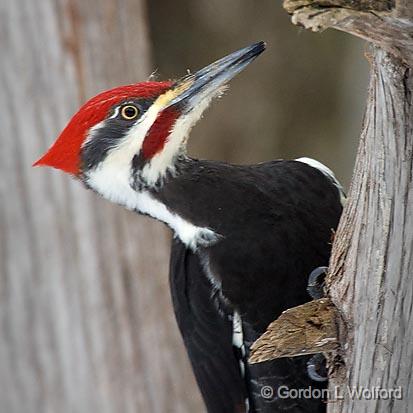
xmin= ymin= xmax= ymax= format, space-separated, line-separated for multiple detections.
xmin=142 ymin=107 xmax=179 ymax=159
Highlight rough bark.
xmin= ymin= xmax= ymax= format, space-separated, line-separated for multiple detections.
xmin=252 ymin=1 xmax=412 ymax=412
xmin=286 ymin=1 xmax=413 ymax=412
xmin=326 ymin=46 xmax=413 ymax=413
xmin=0 ymin=1 xmax=203 ymax=412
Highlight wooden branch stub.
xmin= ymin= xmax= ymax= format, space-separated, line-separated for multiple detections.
xmin=282 ymin=0 xmax=413 ymax=67
xmin=283 ymin=0 xmax=394 ymax=33
xmin=249 ymin=299 xmax=339 ymax=364
xmin=284 ymin=0 xmax=395 ymax=14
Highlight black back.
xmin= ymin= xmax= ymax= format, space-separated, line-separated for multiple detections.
xmin=162 ymin=159 xmax=342 ymax=412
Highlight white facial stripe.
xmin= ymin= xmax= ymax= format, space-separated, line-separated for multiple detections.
xmin=83 ymin=85 xmax=223 ymax=249
xmin=86 ymin=163 xmax=218 ymax=249
xmin=109 ymin=106 xmax=120 ymax=119
xmin=122 ymin=102 xmax=162 ymax=147
xmin=141 ymin=88 xmax=221 ymax=185
xmin=86 ymin=101 xmax=164 ymax=177
xmin=82 ymin=119 xmax=106 ymax=147
xmin=108 ymin=91 xmax=182 ymax=161
xmin=85 ymin=83 xmax=224 ymax=189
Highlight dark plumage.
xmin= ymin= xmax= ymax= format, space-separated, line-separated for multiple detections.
xmin=36 ymin=42 xmax=343 ymax=413
xmin=158 ymin=158 xmax=342 ymax=412
xmin=170 ymin=240 xmax=249 ymax=413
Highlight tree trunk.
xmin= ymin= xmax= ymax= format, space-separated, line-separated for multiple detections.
xmin=283 ymin=1 xmax=413 ymax=411
xmin=328 ymin=45 xmax=413 ymax=413
xmin=0 ymin=1 xmax=203 ymax=412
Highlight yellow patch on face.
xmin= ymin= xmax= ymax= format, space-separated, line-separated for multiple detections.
xmin=154 ymin=78 xmax=194 ymax=109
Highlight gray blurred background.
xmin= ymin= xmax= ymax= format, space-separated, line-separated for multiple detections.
xmin=0 ymin=1 xmax=368 ymax=412
xmin=148 ymin=0 xmax=368 ymax=187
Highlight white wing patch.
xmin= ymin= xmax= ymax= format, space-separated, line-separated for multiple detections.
xmin=232 ymin=311 xmax=246 ymax=377
xmin=295 ymin=157 xmax=335 ymax=181
xmin=295 ymin=157 xmax=346 ymax=205
xmin=232 ymin=311 xmax=250 ymax=412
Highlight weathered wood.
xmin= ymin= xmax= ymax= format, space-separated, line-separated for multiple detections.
xmin=249 ymin=299 xmax=340 ymax=363
xmin=327 ymin=46 xmax=413 ymax=413
xmin=284 ymin=0 xmax=395 ymax=12
xmin=281 ymin=0 xmax=413 ymax=412
xmin=284 ymin=0 xmax=413 ymax=67
xmin=0 ymin=1 xmax=203 ymax=412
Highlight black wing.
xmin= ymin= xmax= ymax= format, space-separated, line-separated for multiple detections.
xmin=169 ymin=239 xmax=248 ymax=413
xmin=169 ymin=240 xmax=327 ymax=413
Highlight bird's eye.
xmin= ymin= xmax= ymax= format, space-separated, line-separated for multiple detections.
xmin=120 ymin=104 xmax=140 ymax=120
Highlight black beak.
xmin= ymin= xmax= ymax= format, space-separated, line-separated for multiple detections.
xmin=166 ymin=41 xmax=266 ymax=111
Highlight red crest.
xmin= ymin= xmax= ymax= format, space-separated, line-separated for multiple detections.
xmin=34 ymin=82 xmax=173 ymax=175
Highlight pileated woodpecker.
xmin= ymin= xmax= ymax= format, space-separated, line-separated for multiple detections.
xmin=35 ymin=42 xmax=343 ymax=412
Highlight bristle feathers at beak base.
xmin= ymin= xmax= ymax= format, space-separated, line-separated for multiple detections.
xmin=163 ymin=41 xmax=265 ymax=112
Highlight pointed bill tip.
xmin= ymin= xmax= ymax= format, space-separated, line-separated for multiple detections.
xmin=166 ymin=41 xmax=267 ymax=110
